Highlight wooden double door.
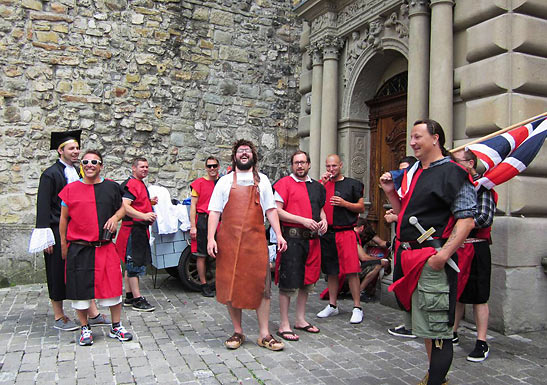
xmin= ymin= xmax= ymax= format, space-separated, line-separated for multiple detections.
xmin=366 ymin=93 xmax=407 ymax=241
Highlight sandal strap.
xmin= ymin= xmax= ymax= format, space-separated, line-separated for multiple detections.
xmin=262 ymin=334 xmax=281 ymax=347
xmin=227 ymin=332 xmax=244 ymax=343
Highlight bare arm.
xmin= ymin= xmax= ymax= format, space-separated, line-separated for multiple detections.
xmin=266 ymin=207 xmax=287 ymax=253
xmin=329 ymin=196 xmax=365 ymax=214
xmin=104 ymin=204 xmax=125 ymax=233
xmin=206 ymin=211 xmax=221 ymax=258
xmin=275 ymin=201 xmax=320 ymax=231
xmin=122 ymin=198 xmax=157 ymax=223
xmin=428 ymin=217 xmax=475 ymax=270
xmin=59 ymin=205 xmax=69 ymax=260
xmin=189 ymin=195 xmax=198 ymax=239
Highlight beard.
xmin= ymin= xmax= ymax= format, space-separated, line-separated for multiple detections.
xmin=236 ymin=157 xmax=255 ymax=171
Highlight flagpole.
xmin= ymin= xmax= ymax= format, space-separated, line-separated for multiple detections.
xmin=450 ymin=111 xmax=547 ymax=153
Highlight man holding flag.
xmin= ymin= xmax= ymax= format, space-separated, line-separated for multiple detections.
xmin=381 ymin=119 xmax=476 ymax=385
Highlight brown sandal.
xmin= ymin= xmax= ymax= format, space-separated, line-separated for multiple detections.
xmin=257 ymin=334 xmax=284 ymax=351
xmin=225 ymin=332 xmax=245 ymax=349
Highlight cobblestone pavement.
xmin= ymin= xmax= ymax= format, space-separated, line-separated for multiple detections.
xmin=0 ymin=276 xmax=545 ymax=385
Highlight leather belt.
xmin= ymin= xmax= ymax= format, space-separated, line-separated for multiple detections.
xmin=283 ymin=227 xmax=318 ymax=239
xmin=400 ymin=238 xmax=445 ymax=250
xmin=71 ymin=240 xmax=111 ymax=247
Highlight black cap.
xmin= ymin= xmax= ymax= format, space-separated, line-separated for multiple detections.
xmin=50 ymin=130 xmax=81 ymax=151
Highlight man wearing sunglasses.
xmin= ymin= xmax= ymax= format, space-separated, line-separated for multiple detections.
xmin=29 ymin=130 xmax=109 ymax=331
xmin=190 ymin=156 xmax=220 ymax=297
xmin=116 ymin=157 xmax=158 ymax=312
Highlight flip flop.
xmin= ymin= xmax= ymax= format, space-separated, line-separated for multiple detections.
xmin=276 ymin=330 xmax=299 ymax=341
xmin=294 ymin=324 xmax=320 ymax=333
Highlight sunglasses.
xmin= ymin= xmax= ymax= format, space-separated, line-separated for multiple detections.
xmin=206 ymin=164 xmax=219 ymax=169
xmin=81 ymin=159 xmax=102 ymax=166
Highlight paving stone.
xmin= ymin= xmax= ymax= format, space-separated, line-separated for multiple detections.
xmin=0 ymin=279 xmax=546 ymax=384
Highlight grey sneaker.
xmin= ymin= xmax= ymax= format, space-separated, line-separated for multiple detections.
xmin=88 ymin=313 xmax=111 ymax=326
xmin=54 ymin=316 xmax=79 ymax=331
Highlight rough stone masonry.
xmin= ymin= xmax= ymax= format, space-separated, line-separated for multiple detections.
xmin=0 ymin=0 xmax=302 ymax=286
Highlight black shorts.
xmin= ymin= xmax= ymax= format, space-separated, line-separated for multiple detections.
xmin=194 ymin=212 xmax=208 ymax=257
xmin=44 ymin=226 xmax=66 ymax=301
xmin=278 ymin=238 xmax=308 ymax=290
xmin=459 ymin=242 xmax=491 ymax=304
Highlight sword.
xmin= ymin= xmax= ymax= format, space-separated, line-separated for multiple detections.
xmin=408 ymin=216 xmax=460 ymax=273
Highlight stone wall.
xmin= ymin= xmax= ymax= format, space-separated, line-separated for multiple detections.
xmin=0 ymin=0 xmax=302 ymax=286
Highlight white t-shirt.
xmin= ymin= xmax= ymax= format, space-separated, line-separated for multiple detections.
xmin=208 ymin=171 xmax=276 ymax=216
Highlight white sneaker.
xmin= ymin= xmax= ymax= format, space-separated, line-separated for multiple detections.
xmin=317 ymin=304 xmax=339 ymax=318
xmin=350 ymin=307 xmax=363 ymax=324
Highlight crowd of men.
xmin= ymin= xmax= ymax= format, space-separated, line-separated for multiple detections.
xmin=30 ymin=119 xmax=496 ymax=385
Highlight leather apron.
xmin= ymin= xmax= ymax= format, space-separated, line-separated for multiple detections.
xmin=215 ymin=172 xmax=268 ymax=310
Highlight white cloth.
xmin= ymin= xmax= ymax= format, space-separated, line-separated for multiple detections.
xmin=208 ymin=171 xmax=276 ymax=216
xmin=59 ymin=159 xmax=79 ymax=184
xmin=175 ymin=204 xmax=191 ymax=231
xmin=28 ymin=228 xmax=55 ymax=253
xmin=148 ymin=185 xmax=178 ymax=234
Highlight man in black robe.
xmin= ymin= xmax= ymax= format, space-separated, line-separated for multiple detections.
xmin=29 ymin=130 xmax=109 ymax=330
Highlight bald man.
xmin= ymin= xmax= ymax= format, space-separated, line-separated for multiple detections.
xmin=317 ymin=154 xmax=366 ymax=324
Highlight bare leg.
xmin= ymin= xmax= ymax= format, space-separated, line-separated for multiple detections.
xmin=76 ymin=308 xmax=89 ymax=326
xmin=347 ymin=273 xmax=361 ymax=308
xmin=256 ymin=297 xmax=271 ymax=340
xmin=294 ymin=289 xmax=308 ymax=326
xmin=51 ymin=300 xmax=65 ymax=320
xmin=425 ymin=338 xmax=432 ymax=361
xmin=359 ymin=266 xmax=381 ymax=291
xmin=327 ymin=275 xmax=339 ymax=306
xmin=88 ymin=300 xmax=100 ymax=318
xmin=196 ymin=256 xmax=207 ymax=284
xmin=453 ymin=302 xmax=465 ymax=332
xmin=278 ymin=292 xmax=292 ymax=332
xmin=227 ymin=303 xmax=243 ymax=334
xmin=474 ymin=303 xmax=489 ymax=341
xmin=124 ymin=271 xmax=131 ymax=295
xmin=128 ymin=276 xmax=141 ymax=298
xmin=109 ymin=303 xmax=121 ymax=324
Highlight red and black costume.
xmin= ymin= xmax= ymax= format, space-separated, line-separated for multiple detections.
xmin=321 ymin=177 xmax=364 ymax=276
xmin=389 ymin=160 xmax=472 ymax=317
xmin=457 ymin=186 xmax=497 ymax=302
xmin=59 ymin=179 xmax=123 ymax=300
xmin=273 ymin=175 xmax=326 ymax=289
xmin=190 ymin=177 xmax=216 ymax=256
xmin=115 ymin=177 xmax=152 ymax=267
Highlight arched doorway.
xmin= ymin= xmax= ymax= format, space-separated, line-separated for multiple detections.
xmin=366 ymin=72 xmax=408 ymax=241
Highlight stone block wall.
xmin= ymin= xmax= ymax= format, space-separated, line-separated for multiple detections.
xmin=0 ymin=0 xmax=302 ymax=286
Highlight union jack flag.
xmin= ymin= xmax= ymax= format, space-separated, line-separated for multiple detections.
xmin=466 ymin=115 xmax=547 ymax=190
xmin=392 ymin=162 xmax=420 ymax=199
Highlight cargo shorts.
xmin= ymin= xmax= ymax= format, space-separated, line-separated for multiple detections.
xmin=411 ymin=263 xmax=452 ymax=340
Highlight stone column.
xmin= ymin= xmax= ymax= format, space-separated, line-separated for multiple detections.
xmin=429 ymin=0 xmax=454 ymax=147
xmin=309 ymin=46 xmax=323 ymax=179
xmin=406 ymin=0 xmax=430 ymax=154
xmin=320 ymin=38 xmax=342 ymax=165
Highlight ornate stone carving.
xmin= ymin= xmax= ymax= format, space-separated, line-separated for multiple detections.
xmin=319 ymin=36 xmax=344 ymax=60
xmin=337 ymin=0 xmax=390 ymax=28
xmin=385 ymin=11 xmax=408 ymax=38
xmin=311 ymin=11 xmax=337 ymax=33
xmin=351 ymin=154 xmax=367 ymax=176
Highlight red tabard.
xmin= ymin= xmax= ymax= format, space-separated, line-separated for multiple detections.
xmin=273 ymin=176 xmax=324 ymax=286
xmin=58 ymin=179 xmax=123 ymax=300
xmin=389 ymin=248 xmax=437 ymax=311
xmin=116 ymin=177 xmax=152 ymax=262
xmin=215 ymin=173 xmax=268 ymax=310
xmin=190 ymin=177 xmax=216 ymax=214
